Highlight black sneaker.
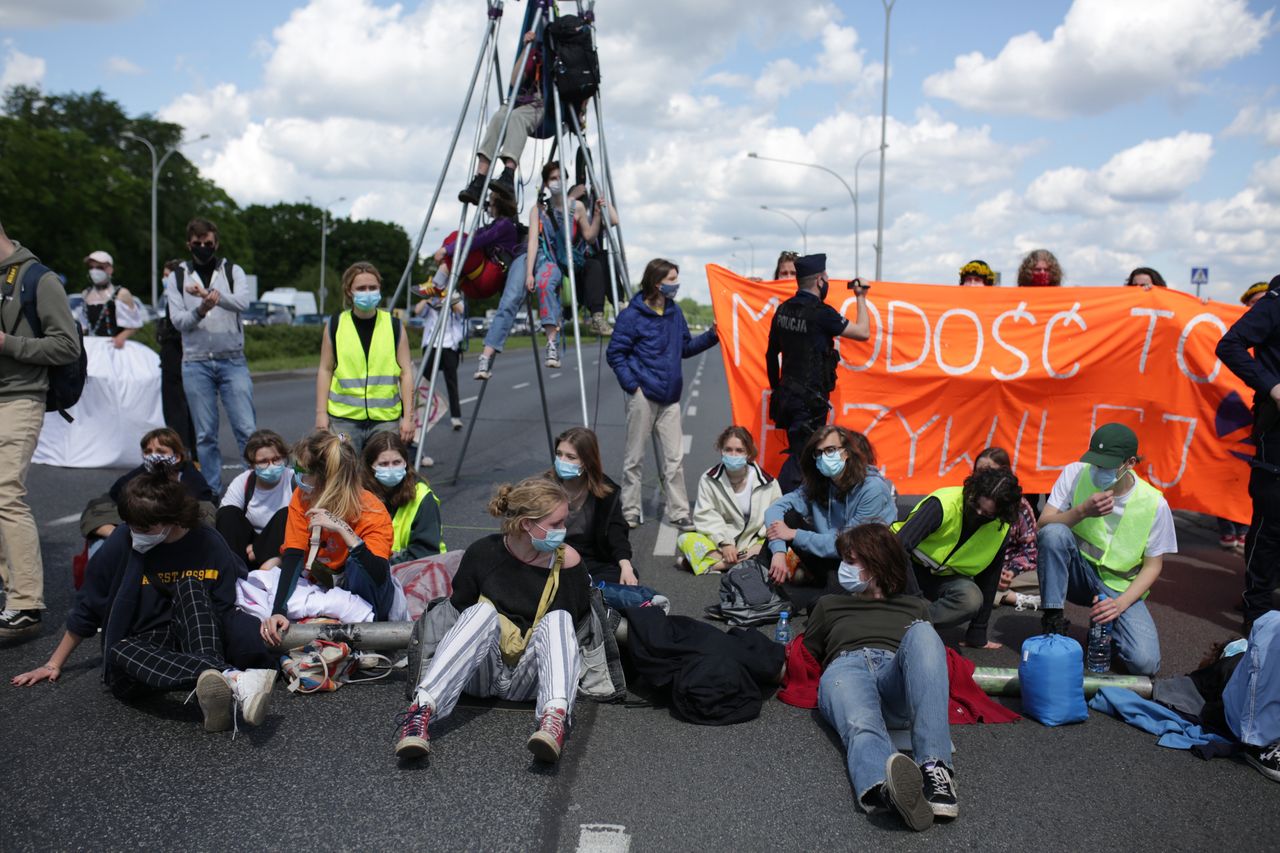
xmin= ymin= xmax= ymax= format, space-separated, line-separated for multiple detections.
xmin=882 ymin=753 xmax=933 ymax=832
xmin=858 ymin=784 xmax=890 ymax=816
xmin=1244 ymin=741 xmax=1280 ymax=783
xmin=490 ymin=170 xmax=516 ymax=200
xmin=1041 ymin=609 xmax=1067 ymax=635
xmin=0 ymin=608 xmax=42 ymax=639
xmin=458 ymin=173 xmax=487 ymax=206
xmin=920 ymin=760 xmax=959 ymax=819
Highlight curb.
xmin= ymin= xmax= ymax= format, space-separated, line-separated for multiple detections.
xmin=252 ymin=367 xmax=318 ymax=382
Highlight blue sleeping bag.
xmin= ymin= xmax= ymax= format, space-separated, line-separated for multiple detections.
xmin=1020 ymin=634 xmax=1089 ymax=726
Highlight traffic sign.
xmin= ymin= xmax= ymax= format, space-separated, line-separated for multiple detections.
xmin=1191 ymin=267 xmax=1209 ymax=287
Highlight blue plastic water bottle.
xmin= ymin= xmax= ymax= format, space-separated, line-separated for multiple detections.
xmin=1086 ymin=594 xmax=1112 ymax=673
xmin=775 ymin=611 xmax=791 ymax=644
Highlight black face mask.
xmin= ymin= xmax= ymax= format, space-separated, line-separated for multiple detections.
xmin=818 ymin=280 xmax=830 ymax=301
xmin=191 ymin=244 xmax=217 ymax=265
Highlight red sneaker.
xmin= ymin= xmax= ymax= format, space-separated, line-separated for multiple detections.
xmin=526 ymin=706 xmax=569 ymax=763
xmin=394 ymin=702 xmax=432 ymax=759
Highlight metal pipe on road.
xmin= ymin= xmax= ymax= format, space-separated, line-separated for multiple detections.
xmin=277 ymin=621 xmax=415 ymax=651
xmin=972 ymin=667 xmax=1153 ymax=699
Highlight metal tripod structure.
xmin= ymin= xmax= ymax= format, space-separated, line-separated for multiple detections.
xmin=387 ymin=0 xmax=633 ymax=477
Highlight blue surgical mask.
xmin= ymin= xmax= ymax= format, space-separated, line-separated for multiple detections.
xmin=255 ymin=462 xmax=286 ymax=485
xmin=374 ymin=465 xmax=407 ymax=487
xmin=659 ymin=283 xmax=680 ymax=299
xmin=554 ymin=458 xmax=582 ymax=480
xmin=352 ymin=291 xmax=381 ymax=311
xmin=817 ymin=450 xmax=846 ymax=478
xmin=838 ymin=560 xmax=869 ymax=594
xmin=721 ymin=453 xmax=748 ymax=471
xmin=296 ymin=476 xmax=315 ymax=494
xmin=1090 ymin=464 xmax=1123 ymax=489
xmin=529 ymin=521 xmax=567 ymax=553
xmin=1222 ymin=638 xmax=1249 ymax=658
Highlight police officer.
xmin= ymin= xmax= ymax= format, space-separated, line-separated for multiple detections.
xmin=1217 ymin=273 xmax=1280 ymax=633
xmin=765 ymin=253 xmax=870 ymax=493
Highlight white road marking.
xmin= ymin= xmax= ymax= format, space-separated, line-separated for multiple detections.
xmin=686 ymin=405 xmax=698 ymax=417
xmin=682 ymin=434 xmax=692 ymax=455
xmin=653 ymin=523 xmax=678 ymax=557
xmin=576 ymin=824 xmax=631 ymax=853
xmin=551 ymin=373 xmax=562 ymax=379
xmin=1164 ymin=554 xmax=1232 ymax=571
xmin=690 ymin=389 xmax=699 ymax=397
xmin=460 ymin=395 xmax=478 ymax=405
xmin=512 ymin=382 xmax=530 ymax=390
xmin=45 ymin=513 xmax=80 ymax=527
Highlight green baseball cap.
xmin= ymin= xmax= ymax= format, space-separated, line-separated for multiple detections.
xmin=1080 ymin=423 xmax=1138 ymax=468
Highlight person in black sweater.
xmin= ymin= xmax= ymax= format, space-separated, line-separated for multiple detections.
xmin=807 ymin=523 xmax=956 ymax=832
xmin=12 ymin=467 xmax=276 ymax=733
xmin=395 ymin=477 xmax=590 ymax=764
xmin=545 ymin=426 xmax=636 ymax=585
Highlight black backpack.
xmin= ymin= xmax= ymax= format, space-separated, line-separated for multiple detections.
xmin=546 ymin=15 xmax=600 ymax=107
xmin=14 ymin=262 xmax=87 ymax=422
xmin=704 ymin=560 xmax=789 ymax=627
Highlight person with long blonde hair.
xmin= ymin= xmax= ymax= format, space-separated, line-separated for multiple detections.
xmin=395 ymin=476 xmax=591 ymax=765
xmin=258 ymin=431 xmax=401 ymax=645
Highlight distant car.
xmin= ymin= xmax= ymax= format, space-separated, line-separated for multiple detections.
xmin=468 ymin=317 xmax=488 ymax=336
xmin=293 ymin=313 xmax=326 ymax=326
xmin=243 ymin=301 xmax=292 ymax=326
xmin=511 ymin=316 xmax=531 ymax=336
xmin=406 ymin=315 xmax=425 ymax=329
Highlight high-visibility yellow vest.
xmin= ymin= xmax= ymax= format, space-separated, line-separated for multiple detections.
xmin=392 ymin=480 xmax=445 ymax=555
xmin=1071 ymin=464 xmax=1160 ymax=595
xmin=891 ymin=486 xmax=1009 ymax=577
xmin=328 ymin=310 xmax=402 ymax=421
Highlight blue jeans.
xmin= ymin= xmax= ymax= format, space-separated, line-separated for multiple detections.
xmin=530 ymin=252 xmax=563 ymax=331
xmin=1224 ymin=610 xmax=1280 ymax=746
xmin=483 ymin=253 xmax=529 ymax=353
xmin=1037 ymin=523 xmax=1162 ymax=675
xmin=181 ymin=356 xmax=256 ymax=495
xmin=343 ymin=554 xmax=397 ymax=622
xmin=817 ymin=621 xmax=952 ymax=804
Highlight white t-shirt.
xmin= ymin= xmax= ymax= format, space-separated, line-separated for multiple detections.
xmin=730 ymin=467 xmax=759 ymax=520
xmin=220 ymin=468 xmax=296 ymax=533
xmin=1046 ymin=462 xmax=1178 ymax=558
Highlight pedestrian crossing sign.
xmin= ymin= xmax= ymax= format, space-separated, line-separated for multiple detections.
xmin=1191 ymin=267 xmax=1209 ymax=287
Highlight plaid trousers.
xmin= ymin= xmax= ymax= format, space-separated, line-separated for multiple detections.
xmin=107 ymin=576 xmax=226 ymax=693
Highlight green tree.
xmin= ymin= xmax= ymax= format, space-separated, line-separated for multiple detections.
xmin=242 ymin=202 xmax=323 ymax=291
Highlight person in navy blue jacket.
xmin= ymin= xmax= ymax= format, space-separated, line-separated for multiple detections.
xmin=607 ymin=259 xmax=719 ymax=529
xmin=1216 ymin=273 xmax=1280 ymax=633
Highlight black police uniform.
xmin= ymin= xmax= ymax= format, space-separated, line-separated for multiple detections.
xmin=1216 ymin=275 xmax=1280 ymax=630
xmin=765 ymin=289 xmax=847 ymax=492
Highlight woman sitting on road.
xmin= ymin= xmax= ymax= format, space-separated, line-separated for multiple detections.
xmin=362 ymin=431 xmax=444 ymax=564
xmin=257 ymin=431 xmax=403 ymax=645
xmin=677 ymin=425 xmax=781 ymax=575
xmin=544 ymin=426 xmax=636 ymax=585
xmin=12 ymin=467 xmax=276 ymax=733
xmin=395 ymin=477 xmax=591 ymax=764
xmin=808 ymin=523 xmax=958 ymax=831
xmin=216 ymin=429 xmax=295 ymax=572
xmin=80 ymin=427 xmax=216 ymax=559
xmin=761 ymin=426 xmax=896 ymax=592
xmin=315 ymin=261 xmax=415 ymax=453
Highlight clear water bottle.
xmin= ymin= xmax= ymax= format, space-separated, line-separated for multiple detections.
xmin=1086 ymin=598 xmax=1112 ymax=673
xmin=775 ymin=611 xmax=791 ymax=645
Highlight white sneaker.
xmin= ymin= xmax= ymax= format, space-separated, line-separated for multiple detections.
xmin=451 ymin=417 xmax=464 ymax=430
xmin=545 ymin=338 xmax=561 ymax=368
xmin=195 ymin=669 xmax=233 ymax=732
xmin=228 ymin=668 xmax=276 ymax=727
xmin=1013 ymin=593 xmax=1041 ymax=612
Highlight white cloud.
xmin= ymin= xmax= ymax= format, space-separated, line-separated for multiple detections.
xmin=160 ymin=83 xmax=252 ymax=147
xmin=1225 ymin=105 xmax=1280 ymax=146
xmin=0 ymin=0 xmax=143 ymax=28
xmin=1096 ymin=132 xmax=1213 ymax=201
xmin=923 ymin=0 xmax=1271 ymax=118
xmin=1253 ymin=155 xmax=1280 ymax=200
xmin=0 ymin=43 xmax=45 ymax=90
xmin=104 ymin=56 xmax=143 ymax=76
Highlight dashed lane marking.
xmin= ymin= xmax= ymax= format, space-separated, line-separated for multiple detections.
xmin=682 ymin=434 xmax=692 ymax=455
xmin=460 ymin=395 xmax=478 ymax=405
xmin=512 ymin=382 xmax=530 ymax=390
xmin=45 ymin=513 xmax=80 ymax=527
xmin=576 ymin=824 xmax=631 ymax=853
xmin=653 ymin=523 xmax=678 ymax=557
xmin=686 ymin=405 xmax=698 ymax=417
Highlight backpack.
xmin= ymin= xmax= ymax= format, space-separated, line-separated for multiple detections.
xmin=173 ymin=259 xmax=236 ymax=294
xmin=546 ymin=14 xmax=600 ymax=108
xmin=704 ymin=559 xmax=789 ymax=627
xmin=12 ymin=262 xmax=87 ymax=422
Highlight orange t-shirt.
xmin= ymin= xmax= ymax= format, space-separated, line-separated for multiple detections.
xmin=282 ymin=488 xmax=393 ymax=568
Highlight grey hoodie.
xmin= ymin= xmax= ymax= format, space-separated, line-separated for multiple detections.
xmin=164 ymin=258 xmax=250 ymax=361
xmin=0 ymin=243 xmax=82 ymax=402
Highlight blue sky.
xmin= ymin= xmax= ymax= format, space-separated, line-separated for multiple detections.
xmin=2 ymin=0 xmax=1277 ymax=300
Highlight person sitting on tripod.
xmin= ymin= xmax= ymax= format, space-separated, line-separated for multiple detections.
xmin=567 ymin=182 xmax=619 ymax=337
xmin=459 ymin=30 xmax=542 ymax=205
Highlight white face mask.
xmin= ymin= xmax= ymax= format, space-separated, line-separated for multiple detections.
xmin=88 ymin=268 xmax=110 ymax=286
xmin=130 ymin=526 xmax=172 ymax=554
xmin=838 ymin=560 xmax=869 ymax=594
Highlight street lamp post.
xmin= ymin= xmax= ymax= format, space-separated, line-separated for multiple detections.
xmin=875 ymin=0 xmax=898 ymax=281
xmin=803 ymin=207 xmax=828 ymax=246
xmin=122 ymin=131 xmax=209 ymax=307
xmin=732 ymin=236 xmax=755 ymax=278
xmin=760 ymin=205 xmax=806 ymax=253
xmin=747 ymin=149 xmax=880 ymax=277
xmin=314 ymin=196 xmax=346 ymax=314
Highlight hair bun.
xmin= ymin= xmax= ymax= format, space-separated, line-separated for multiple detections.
xmin=488 ymin=484 xmax=514 ymax=517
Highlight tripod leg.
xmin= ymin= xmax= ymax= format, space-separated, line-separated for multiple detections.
xmin=527 ymin=293 xmax=556 ymax=463
xmin=449 ymin=376 xmax=490 ymax=487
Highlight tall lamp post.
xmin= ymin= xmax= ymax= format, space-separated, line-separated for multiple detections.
xmin=760 ymin=205 xmax=826 ymax=255
xmin=732 ymin=236 xmax=755 ymax=278
xmin=121 ymin=130 xmax=209 ymax=308
xmin=314 ymin=196 xmax=346 ymax=314
xmin=875 ymin=0 xmax=898 ymax=281
xmin=747 ymin=148 xmax=881 ymax=277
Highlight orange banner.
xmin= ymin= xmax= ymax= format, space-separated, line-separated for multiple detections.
xmin=707 ymin=265 xmax=1253 ymax=523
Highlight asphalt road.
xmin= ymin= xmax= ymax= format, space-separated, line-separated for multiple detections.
xmin=3 ymin=332 xmax=1277 ymax=852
